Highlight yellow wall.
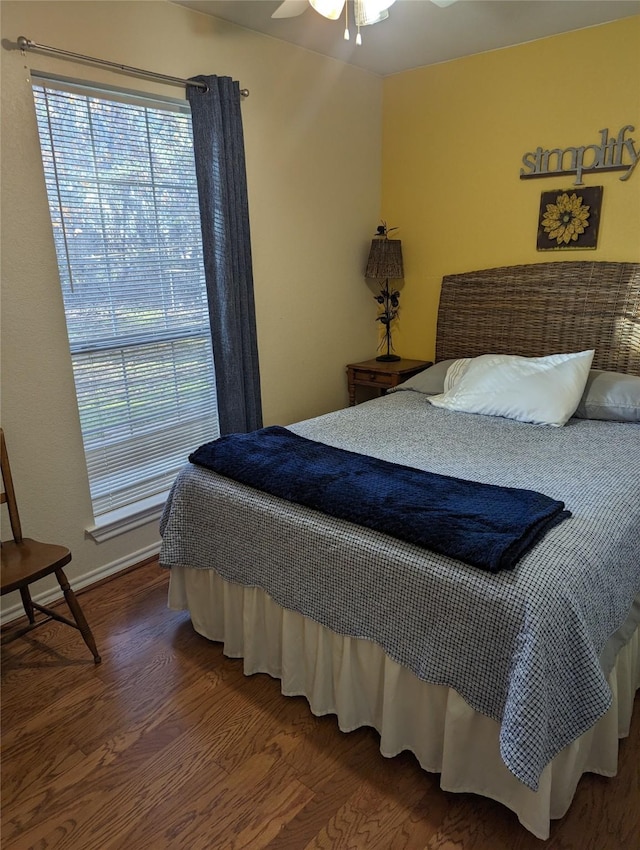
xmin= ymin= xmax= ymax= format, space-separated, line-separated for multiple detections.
xmin=382 ymin=17 xmax=640 ymax=360
xmin=0 ymin=1 xmax=381 ymax=609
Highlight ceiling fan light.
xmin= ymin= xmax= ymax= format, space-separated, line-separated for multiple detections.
xmin=309 ymin=0 xmax=346 ymax=20
xmin=355 ymin=0 xmax=391 ymax=27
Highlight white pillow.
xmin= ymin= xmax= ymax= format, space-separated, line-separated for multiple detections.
xmin=427 ymin=350 xmax=595 ymax=426
xmin=443 ymin=357 xmax=472 ymax=391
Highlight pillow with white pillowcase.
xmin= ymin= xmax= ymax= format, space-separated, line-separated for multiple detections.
xmin=427 ymin=350 xmax=595 ymax=426
xmin=391 ymin=357 xmax=474 ymax=395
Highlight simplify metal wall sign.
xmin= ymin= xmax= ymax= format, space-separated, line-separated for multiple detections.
xmin=520 ymin=126 xmax=639 ymax=185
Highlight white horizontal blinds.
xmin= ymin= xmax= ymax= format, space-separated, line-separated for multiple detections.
xmin=33 ymin=79 xmax=219 ymax=518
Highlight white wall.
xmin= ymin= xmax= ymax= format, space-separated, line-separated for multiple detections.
xmin=0 ymin=1 xmax=382 ymax=611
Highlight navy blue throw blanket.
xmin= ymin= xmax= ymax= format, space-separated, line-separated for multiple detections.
xmin=189 ymin=426 xmax=570 ymax=573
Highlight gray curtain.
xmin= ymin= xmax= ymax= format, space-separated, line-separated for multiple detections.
xmin=187 ymin=75 xmax=262 ymax=434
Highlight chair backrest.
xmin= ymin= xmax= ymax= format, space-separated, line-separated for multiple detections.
xmin=1 ymin=428 xmax=23 ymax=544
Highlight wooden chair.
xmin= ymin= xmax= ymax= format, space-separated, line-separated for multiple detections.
xmin=1 ymin=428 xmax=101 ymax=663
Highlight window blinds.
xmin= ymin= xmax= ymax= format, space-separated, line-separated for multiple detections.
xmin=33 ymin=78 xmax=219 ymax=520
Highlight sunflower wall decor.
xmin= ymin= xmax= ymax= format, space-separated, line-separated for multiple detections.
xmin=536 ymin=186 xmax=603 ymax=251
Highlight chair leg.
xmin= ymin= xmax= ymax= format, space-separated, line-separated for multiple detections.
xmin=19 ymin=586 xmax=35 ymax=624
xmin=55 ymin=569 xmax=101 ymax=664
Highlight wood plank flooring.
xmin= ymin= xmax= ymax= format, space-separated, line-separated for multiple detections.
xmin=2 ymin=560 xmax=639 ymax=849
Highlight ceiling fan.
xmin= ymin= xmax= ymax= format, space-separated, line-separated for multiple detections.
xmin=273 ymin=0 xmax=459 ymax=26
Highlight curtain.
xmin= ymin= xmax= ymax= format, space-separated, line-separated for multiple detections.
xmin=187 ymin=75 xmax=262 ymax=434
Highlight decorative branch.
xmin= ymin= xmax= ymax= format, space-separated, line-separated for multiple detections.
xmin=375 ymin=220 xmax=399 ymax=238
xmin=374 ymin=280 xmax=400 ymax=354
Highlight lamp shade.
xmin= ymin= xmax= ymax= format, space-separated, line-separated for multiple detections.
xmin=309 ymin=0 xmax=346 ymax=20
xmin=365 ymin=238 xmax=404 ymax=280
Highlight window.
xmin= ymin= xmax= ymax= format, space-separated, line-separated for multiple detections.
xmin=33 ymin=76 xmax=219 ymax=539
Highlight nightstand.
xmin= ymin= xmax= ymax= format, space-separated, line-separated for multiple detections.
xmin=346 ymin=358 xmax=432 ymax=406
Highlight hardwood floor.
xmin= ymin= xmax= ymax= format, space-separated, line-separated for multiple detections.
xmin=2 ymin=560 xmax=638 ymax=849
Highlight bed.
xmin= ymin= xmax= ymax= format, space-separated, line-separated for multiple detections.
xmin=160 ymin=260 xmax=640 ymax=840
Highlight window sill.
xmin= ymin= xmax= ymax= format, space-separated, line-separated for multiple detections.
xmin=86 ymin=492 xmax=169 ymax=543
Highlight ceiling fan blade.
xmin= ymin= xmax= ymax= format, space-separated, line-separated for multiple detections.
xmin=272 ymin=0 xmax=309 ymax=19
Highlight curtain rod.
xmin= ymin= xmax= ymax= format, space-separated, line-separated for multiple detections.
xmin=15 ymin=36 xmax=249 ymax=98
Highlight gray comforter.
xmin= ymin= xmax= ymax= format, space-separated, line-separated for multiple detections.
xmin=159 ymin=392 xmax=640 ymax=790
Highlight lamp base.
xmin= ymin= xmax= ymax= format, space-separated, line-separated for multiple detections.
xmin=376 ymin=354 xmax=401 ymax=362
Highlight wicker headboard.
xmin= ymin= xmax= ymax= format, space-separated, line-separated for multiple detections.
xmin=435 ymin=261 xmax=640 ymax=375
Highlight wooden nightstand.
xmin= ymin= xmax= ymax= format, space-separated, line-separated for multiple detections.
xmin=346 ymin=358 xmax=432 ymax=406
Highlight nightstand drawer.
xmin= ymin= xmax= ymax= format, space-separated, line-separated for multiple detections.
xmin=346 ymin=358 xmax=432 ymax=406
xmin=352 ymin=369 xmax=395 ymax=388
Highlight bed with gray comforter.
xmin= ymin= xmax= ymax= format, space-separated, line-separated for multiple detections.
xmin=160 ymin=389 xmax=640 ymax=791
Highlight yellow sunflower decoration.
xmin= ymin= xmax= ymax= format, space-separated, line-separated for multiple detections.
xmin=541 ymin=192 xmax=590 ymax=245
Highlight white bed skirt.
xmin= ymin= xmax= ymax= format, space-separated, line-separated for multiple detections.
xmin=168 ymin=566 xmax=639 ymax=840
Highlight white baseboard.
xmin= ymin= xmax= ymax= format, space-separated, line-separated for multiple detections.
xmin=0 ymin=540 xmax=162 ymax=626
